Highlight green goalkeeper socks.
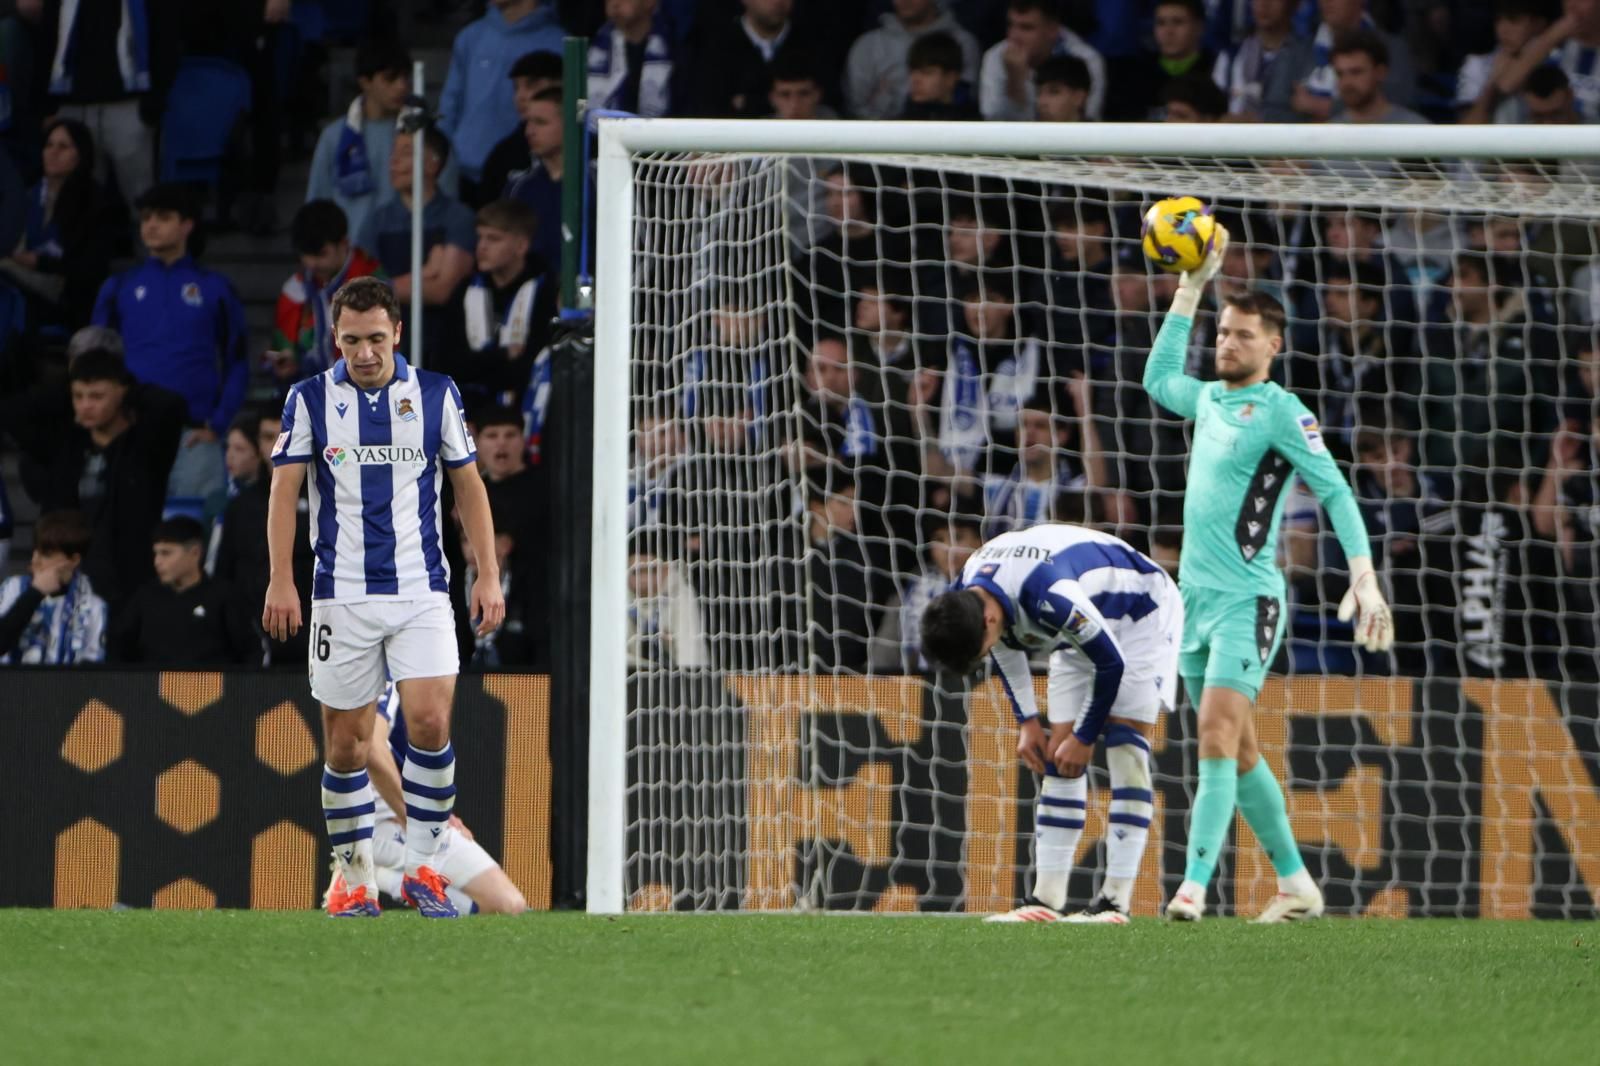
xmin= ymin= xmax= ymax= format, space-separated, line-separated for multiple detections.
xmin=1234 ymin=758 xmax=1307 ymax=879
xmin=1183 ymin=758 xmax=1238 ymax=888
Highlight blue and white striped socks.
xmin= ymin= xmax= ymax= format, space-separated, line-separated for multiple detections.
xmin=402 ymin=742 xmax=456 ymax=876
xmin=1103 ymin=724 xmax=1155 ymax=912
xmin=1033 ymin=768 xmax=1087 ymax=911
xmin=322 ymin=764 xmax=377 ymax=893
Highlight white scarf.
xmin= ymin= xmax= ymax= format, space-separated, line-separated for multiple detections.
xmin=464 ymin=274 xmax=539 ymax=355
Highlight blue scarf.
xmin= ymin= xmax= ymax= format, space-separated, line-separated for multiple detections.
xmin=841 ymin=397 xmax=878 ymax=458
xmin=334 ymin=98 xmax=375 ymax=200
xmin=24 ymin=183 xmax=64 ymax=257
xmin=48 ymin=0 xmax=151 ymax=95
xmin=588 ymin=18 xmax=675 ymax=118
xmin=521 ymin=348 xmax=553 ymax=465
xmin=0 ymin=572 xmax=106 ymax=665
xmin=939 ymin=337 xmax=988 ymax=474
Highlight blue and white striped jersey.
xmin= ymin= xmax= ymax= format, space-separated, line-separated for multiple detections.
xmin=959 ymin=523 xmax=1173 ymax=739
xmin=271 ymin=355 xmax=477 ymax=603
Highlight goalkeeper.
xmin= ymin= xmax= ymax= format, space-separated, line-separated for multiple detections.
xmin=1144 ymin=226 xmax=1393 ymax=923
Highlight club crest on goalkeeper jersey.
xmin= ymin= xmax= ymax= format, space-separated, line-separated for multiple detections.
xmin=271 ymin=355 xmax=478 ymax=603
xmin=1142 ymin=313 xmax=1374 ymax=596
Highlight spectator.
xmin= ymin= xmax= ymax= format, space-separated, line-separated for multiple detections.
xmin=111 ymin=516 xmax=259 ymax=665
xmin=457 ymin=511 xmax=529 ymax=668
xmin=1271 ymin=0 xmax=1417 ymax=123
xmin=30 ymin=350 xmax=186 ymax=610
xmin=1532 ymin=414 xmax=1600 ymax=678
xmin=1032 ymin=53 xmax=1091 ymax=122
xmin=204 ymin=413 xmax=267 ymax=567
xmin=1458 ymin=0 xmax=1552 ymax=125
xmin=871 ymin=507 xmax=983 ymax=673
xmin=1107 ymin=0 xmax=1223 ymax=121
xmin=1326 ymin=30 xmax=1431 ymax=125
xmin=0 ymin=510 xmax=107 ymax=665
xmin=1220 ymin=0 xmax=1304 ymax=120
xmin=2 ymin=116 xmax=109 ymax=330
xmin=446 ymin=199 xmax=556 ymax=411
xmin=24 ymin=0 xmax=177 ymax=213
xmin=898 ymin=31 xmax=980 ymax=120
xmin=439 ymin=0 xmax=566 ymax=198
xmin=626 ymin=529 xmax=711 ymax=668
xmin=306 ymin=40 xmax=461 ymax=242
xmin=505 ymin=87 xmax=565 ymax=277
xmin=980 ymin=0 xmax=1106 ymax=121
xmin=914 ymin=197 xmax=1013 ymax=340
xmin=1161 ymin=68 xmax=1230 ymax=121
xmin=690 ymin=0 xmax=831 ymax=118
xmin=210 ymin=407 xmax=314 ymax=666
xmin=475 ymin=405 xmax=550 ymax=665
xmin=1349 ymin=411 xmax=1452 ymax=671
xmin=480 ymin=51 xmax=563 ymax=207
xmin=773 ymin=465 xmax=875 ymax=673
xmin=271 ymin=200 xmax=384 ymax=389
xmin=91 ymin=183 xmax=247 ymax=500
xmin=1492 ymin=0 xmax=1600 ymax=124
xmin=768 ymin=51 xmax=836 ymax=120
xmin=852 ymin=275 xmax=935 ymax=421
xmin=356 ymin=127 xmax=477 ymax=319
xmin=588 ymin=0 xmax=678 ymax=117
xmin=846 ymin=0 xmax=980 ymax=119
xmin=1033 ymin=201 xmax=1114 ymax=350
xmin=983 ymin=386 xmax=1108 ymax=535
xmin=1519 ymin=63 xmax=1586 ymax=123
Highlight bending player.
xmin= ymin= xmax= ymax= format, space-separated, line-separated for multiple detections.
xmin=921 ymin=523 xmax=1183 ymax=924
xmin=326 ymin=682 xmax=527 ymax=915
xmin=264 ymin=276 xmax=505 ymax=918
xmin=1143 ymin=225 xmax=1392 ymax=923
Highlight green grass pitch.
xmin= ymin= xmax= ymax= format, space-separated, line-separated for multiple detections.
xmin=2 ymin=912 xmax=1595 ymax=1065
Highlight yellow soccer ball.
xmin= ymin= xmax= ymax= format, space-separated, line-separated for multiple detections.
xmin=1141 ymin=196 xmax=1217 ymax=274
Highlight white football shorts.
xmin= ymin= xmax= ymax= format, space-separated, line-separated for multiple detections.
xmin=372 ymin=813 xmax=498 ymax=889
xmin=308 ymin=597 xmax=459 ymax=709
xmin=1047 ymin=579 xmax=1183 ymax=728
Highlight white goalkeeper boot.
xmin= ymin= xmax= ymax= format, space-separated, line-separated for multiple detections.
xmin=1254 ymin=874 xmax=1325 ymax=923
xmin=1064 ymin=894 xmax=1131 ymax=925
xmin=985 ymin=897 xmax=1067 ymax=923
xmin=1164 ymin=880 xmax=1207 ymax=922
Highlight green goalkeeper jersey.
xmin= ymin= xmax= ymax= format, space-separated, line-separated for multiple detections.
xmin=1143 ymin=311 xmax=1373 ymax=595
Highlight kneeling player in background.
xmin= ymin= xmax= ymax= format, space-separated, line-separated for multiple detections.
xmin=922 ymin=523 xmax=1182 ymax=923
xmin=326 ymin=683 xmax=527 ymax=915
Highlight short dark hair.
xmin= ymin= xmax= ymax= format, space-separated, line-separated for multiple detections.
xmin=769 ymin=49 xmax=820 ymax=86
xmin=532 ymin=86 xmax=563 ymax=107
xmin=355 ymin=38 xmax=412 ymax=81
xmin=291 ymin=199 xmax=349 ymax=256
xmin=135 ymin=182 xmax=198 ymax=221
xmin=1051 ymin=200 xmax=1109 ymax=231
xmin=509 ymin=50 xmax=562 ymax=82
xmin=227 ymin=411 xmax=261 ymax=443
xmin=1156 ymin=0 xmax=1205 ymax=19
xmin=1035 ymin=54 xmax=1091 ymax=92
xmin=1221 ymin=289 xmax=1287 ymax=336
xmin=69 ymin=348 xmax=133 ymax=386
xmin=1008 ymin=0 xmax=1060 ymax=19
xmin=1525 ymin=63 xmax=1572 ymax=98
xmin=1495 ymin=0 xmax=1550 ymax=19
xmin=330 ymin=276 xmax=402 ymax=326
xmin=920 ymin=589 xmax=988 ymax=673
xmin=35 ymin=511 xmax=92 ymax=558
xmin=957 ymin=274 xmax=1014 ymax=304
xmin=1331 ymin=28 xmax=1389 ymax=68
xmin=476 ymin=198 xmax=539 ymax=241
xmin=474 ymin=405 xmax=523 ymax=433
xmin=908 ymin=31 xmax=964 ymax=74
xmin=402 ymin=124 xmax=453 ymax=167
xmin=1162 ymin=70 xmax=1228 ymax=119
xmin=153 ymin=516 xmax=206 ymax=548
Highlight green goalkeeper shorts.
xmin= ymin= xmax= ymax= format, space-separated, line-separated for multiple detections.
xmin=1177 ymin=583 xmax=1287 ymax=703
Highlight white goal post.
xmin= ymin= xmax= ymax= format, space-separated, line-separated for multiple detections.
xmin=588 ymin=116 xmax=1600 ymax=915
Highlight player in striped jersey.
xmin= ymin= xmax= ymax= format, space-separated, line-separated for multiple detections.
xmin=264 ymin=277 xmax=505 ymax=918
xmin=325 ymin=682 xmax=527 ymax=915
xmin=921 ymin=524 xmax=1183 ymax=923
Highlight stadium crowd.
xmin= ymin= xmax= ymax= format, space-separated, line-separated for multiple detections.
xmin=0 ymin=0 xmax=1597 ymax=683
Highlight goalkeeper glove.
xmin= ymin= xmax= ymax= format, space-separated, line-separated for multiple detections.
xmin=1171 ymin=223 xmax=1229 ymax=317
xmin=1337 ymin=555 xmax=1394 ymax=653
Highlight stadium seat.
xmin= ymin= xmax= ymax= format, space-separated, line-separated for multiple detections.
xmin=158 ymin=57 xmax=254 ymax=187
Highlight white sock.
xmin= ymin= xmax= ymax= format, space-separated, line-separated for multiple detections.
xmin=1033 ymin=772 xmax=1087 ymax=911
xmin=402 ymin=742 xmax=456 ymax=876
xmin=1104 ymin=726 xmax=1154 ymax=911
xmin=322 ymin=765 xmax=377 ymax=893
xmin=375 ymin=865 xmax=404 ymax=902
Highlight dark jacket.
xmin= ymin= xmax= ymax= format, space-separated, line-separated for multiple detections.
xmin=211 ymin=474 xmax=315 ymax=666
xmin=111 ymin=574 xmax=261 ymax=665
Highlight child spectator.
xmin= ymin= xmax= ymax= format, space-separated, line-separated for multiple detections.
xmin=847 ymin=0 xmax=980 ymax=119
xmin=480 ymin=51 xmax=563 ymax=206
xmin=446 ymin=199 xmax=556 ymax=410
xmin=1033 ymin=54 xmax=1091 ymax=122
xmin=505 ymin=87 xmax=565 ymax=276
xmin=900 ymin=31 xmax=979 ymax=120
xmin=111 ymin=517 xmax=260 ymax=666
xmin=272 ymin=200 xmax=384 ymax=387
xmin=0 ymin=510 xmax=107 ymax=665
xmin=980 ymin=0 xmax=1106 ymax=121
xmin=1458 ymin=0 xmax=1552 ymax=125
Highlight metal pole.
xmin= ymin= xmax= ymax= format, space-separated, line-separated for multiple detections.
xmin=560 ymin=37 xmax=586 ymax=312
xmin=410 ymin=59 xmax=425 ymax=370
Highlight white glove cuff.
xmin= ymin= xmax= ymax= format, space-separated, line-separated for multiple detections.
xmin=1170 ymin=287 xmax=1203 ymax=318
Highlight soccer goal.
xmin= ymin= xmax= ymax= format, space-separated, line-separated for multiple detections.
xmin=588 ymin=120 xmax=1600 ymax=918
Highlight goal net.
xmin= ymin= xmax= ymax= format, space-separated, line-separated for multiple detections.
xmin=588 ymin=122 xmax=1600 ymax=918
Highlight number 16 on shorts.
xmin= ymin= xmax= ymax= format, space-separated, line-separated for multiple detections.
xmin=307 ymin=599 xmax=460 ymax=709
